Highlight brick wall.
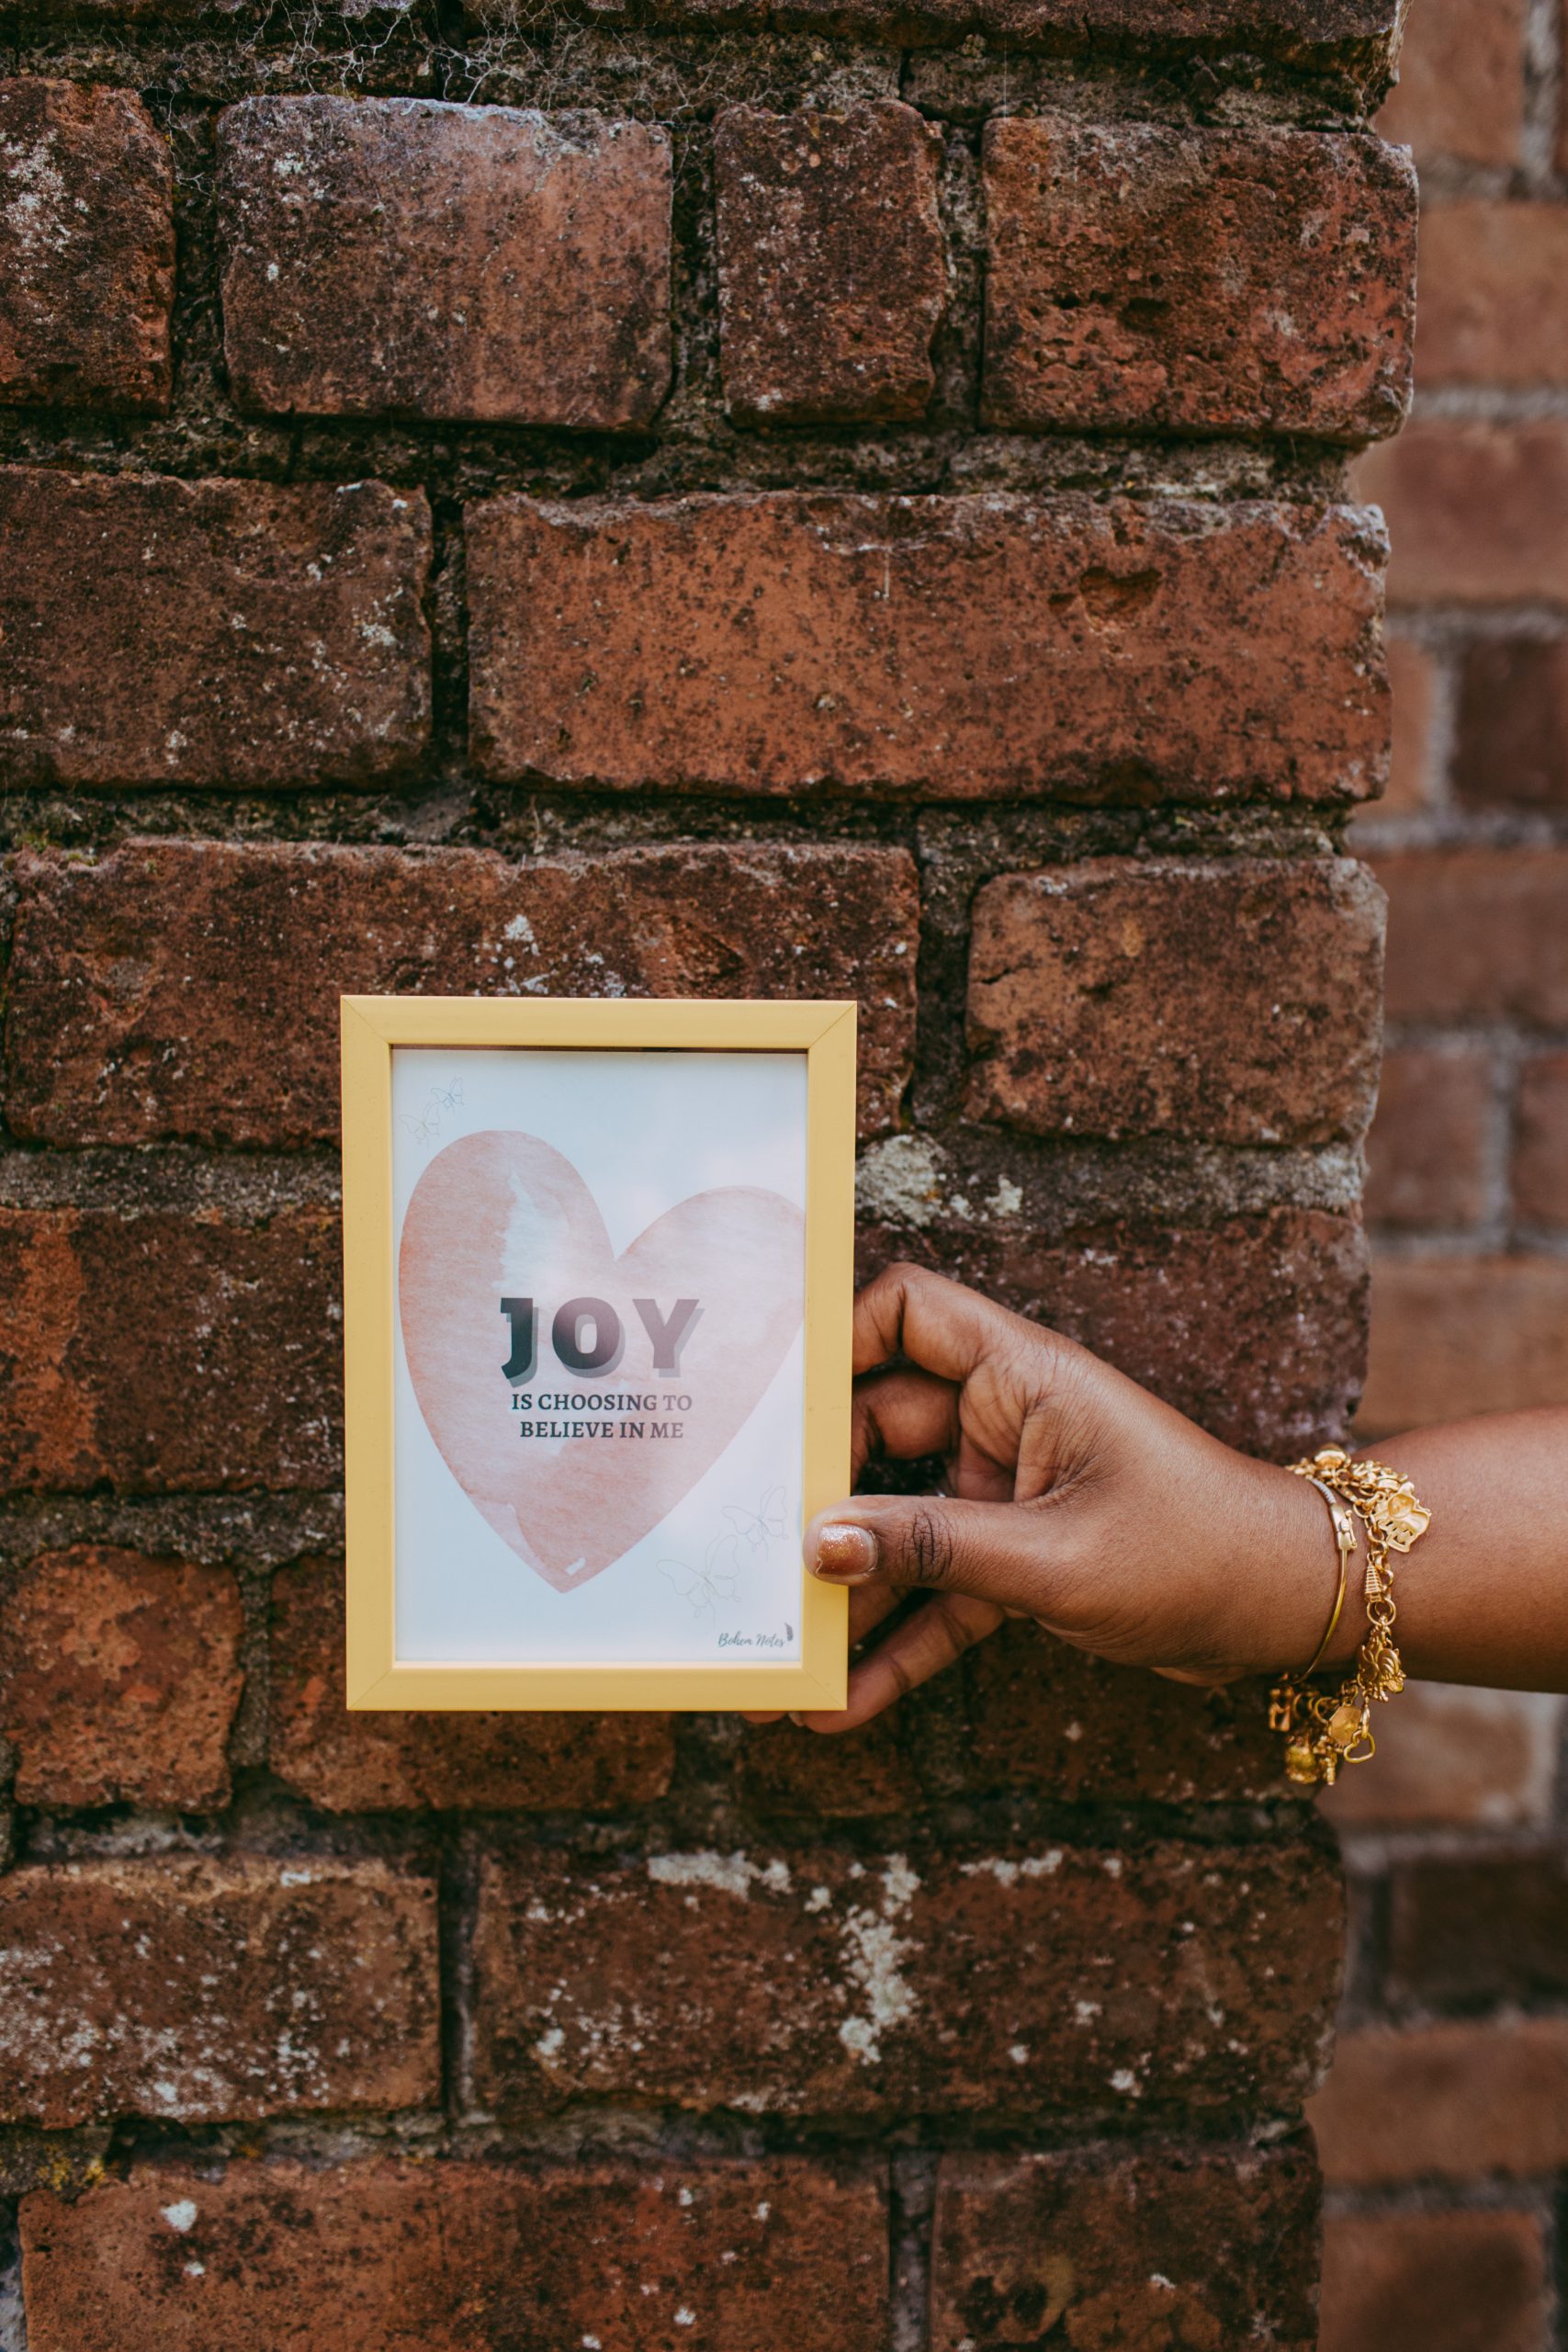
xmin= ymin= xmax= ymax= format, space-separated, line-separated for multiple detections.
xmin=1306 ymin=5 xmax=1568 ymax=2346
xmin=0 ymin=1 xmax=1411 ymax=2343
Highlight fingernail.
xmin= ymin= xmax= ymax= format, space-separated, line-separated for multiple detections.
xmin=811 ymin=1522 xmax=879 ymax=1583
xmin=788 ymin=1712 xmax=807 ymax=1726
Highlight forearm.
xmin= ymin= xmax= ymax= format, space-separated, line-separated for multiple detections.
xmin=1310 ymin=1409 xmax=1568 ymax=1692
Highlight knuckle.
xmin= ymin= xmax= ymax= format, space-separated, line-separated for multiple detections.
xmin=928 ymin=1597 xmax=984 ymax=1668
xmin=908 ymin=1505 xmax=957 ymax=1589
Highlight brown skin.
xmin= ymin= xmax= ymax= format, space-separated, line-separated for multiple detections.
xmin=749 ymin=1264 xmax=1568 ymax=1736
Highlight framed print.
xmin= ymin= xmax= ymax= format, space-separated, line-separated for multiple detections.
xmin=340 ymin=997 xmax=856 ymax=1712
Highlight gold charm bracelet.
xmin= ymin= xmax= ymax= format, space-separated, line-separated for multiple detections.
xmin=1268 ymin=1445 xmax=1432 ymax=1788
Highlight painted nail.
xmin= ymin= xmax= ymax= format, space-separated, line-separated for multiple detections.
xmin=811 ymin=1522 xmax=879 ymax=1583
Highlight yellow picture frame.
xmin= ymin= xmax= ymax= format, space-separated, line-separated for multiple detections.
xmin=340 ymin=995 xmax=855 ymax=1712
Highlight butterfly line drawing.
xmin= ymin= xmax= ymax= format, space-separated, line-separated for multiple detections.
xmin=400 ymin=1079 xmax=465 ymax=1147
xmin=658 ymin=1555 xmax=739 ymax=1620
xmin=659 ymin=1486 xmax=788 ymax=1621
xmin=722 ymin=1486 xmax=785 ymax=1550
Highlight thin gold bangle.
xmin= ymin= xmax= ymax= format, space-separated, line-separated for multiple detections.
xmin=1295 ymin=1473 xmax=1358 ymax=1678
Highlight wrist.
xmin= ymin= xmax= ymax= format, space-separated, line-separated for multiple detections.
xmin=1235 ymin=1457 xmax=1365 ymax=1676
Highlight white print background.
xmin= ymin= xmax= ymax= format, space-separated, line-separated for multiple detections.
xmin=390 ymin=1046 xmax=807 ymax=1665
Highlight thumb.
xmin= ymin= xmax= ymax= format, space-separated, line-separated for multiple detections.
xmin=805 ymin=1494 xmax=1060 ymax=1615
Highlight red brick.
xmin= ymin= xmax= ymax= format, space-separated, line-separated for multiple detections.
xmin=1382 ymin=633 xmax=1438 ymax=814
xmin=859 ymin=1208 xmax=1368 ymax=1458
xmin=1356 ymin=423 xmax=1568 ymax=606
xmin=1320 ymin=1681 xmax=1562 ymax=1830
xmin=930 ymin=2142 xmax=1318 ymax=2352
xmin=1363 ymin=1046 xmax=1495 ymax=1231
xmin=21 ymin=2156 xmax=888 ymax=2352
xmin=5 ymin=838 xmax=917 ymax=1148
xmin=471 ymin=1836 xmax=1340 ymax=2120
xmin=467 ymin=493 xmax=1388 ymax=803
xmin=981 ymin=120 xmax=1413 ymax=442
xmin=271 ymin=1555 xmax=674 ymax=1809
xmin=1359 ymin=1253 xmax=1568 ymax=1432
xmin=1388 ymin=1852 xmax=1568 ymax=2007
xmin=1516 ymin=1054 xmax=1568 ymax=1230
xmin=217 ymin=98 xmax=671 ymax=428
xmin=1416 ymin=205 xmax=1568 ymax=388
xmin=0 ymin=1545 xmax=242 ymax=1808
xmin=1375 ymin=0 xmax=1525 ymax=166
xmin=0 ymin=469 xmax=430 ymax=790
xmin=1454 ymin=637 xmax=1568 ymax=812
xmin=715 ymin=101 xmax=944 ymax=426
xmin=1311 ymin=2018 xmax=1568 ymax=2187
xmin=0 ymin=1857 xmax=437 ymax=2127
xmin=1378 ymin=848 xmax=1568 ymax=1027
xmin=965 ymin=857 xmax=1383 ymax=1146
xmin=0 ymin=1206 xmax=341 ymax=1495
xmin=0 ymin=79 xmax=173 ymax=412
xmin=1319 ymin=2211 xmax=1547 ymax=2352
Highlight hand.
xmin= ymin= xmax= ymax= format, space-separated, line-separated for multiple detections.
xmin=755 ymin=1263 xmax=1346 ymax=1735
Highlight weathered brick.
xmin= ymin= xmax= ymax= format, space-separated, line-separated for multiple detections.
xmin=0 ymin=79 xmax=173 ymax=412
xmin=271 ymin=1555 xmax=674 ymax=1810
xmin=1359 ymin=1253 xmax=1568 ymax=1433
xmin=981 ymin=119 xmax=1414 ymax=441
xmin=21 ymin=2157 xmax=888 ymax=2351
xmin=1379 ymin=848 xmax=1568 ymax=1027
xmin=1320 ymin=1682 xmax=1562 ymax=1830
xmin=958 ymin=1628 xmax=1297 ymax=1804
xmin=1375 ymin=0 xmax=1525 ymax=167
xmin=1311 ymin=2018 xmax=1568 ymax=2187
xmin=468 ymin=0 xmax=1404 ymax=89
xmin=1388 ymin=1853 xmax=1568 ymax=2007
xmin=965 ymin=858 xmax=1383 ymax=1146
xmin=1381 ymin=633 xmax=1438 ymax=813
xmin=0 ymin=1545 xmax=243 ymax=1808
xmin=466 ymin=493 xmax=1388 ymax=804
xmin=1357 ymin=423 xmax=1568 ymax=605
xmin=0 ymin=1857 xmax=438 ymax=2127
xmin=930 ymin=2141 xmax=1318 ymax=2352
xmin=1319 ymin=2211 xmax=1547 ymax=2352
xmin=1516 ymin=1054 xmax=1568 ymax=1230
xmin=739 ymin=1709 xmax=924 ymax=1816
xmin=1454 ymin=638 xmax=1568 ymax=811
xmin=0 ymin=1206 xmax=341 ymax=1495
xmin=471 ymin=1836 xmax=1340 ymax=2120
xmin=858 ymin=1208 xmax=1368 ymax=1457
xmin=743 ymin=1623 xmax=1292 ymax=1814
xmin=5 ymin=838 xmax=917 ymax=1147
xmin=1364 ymin=1046 xmax=1495 ymax=1231
xmin=715 ymin=101 xmax=945 ymax=426
xmin=0 ymin=469 xmax=430 ymax=790
xmin=1416 ymin=204 xmax=1568 ymax=387
xmin=218 ymin=98 xmax=671 ymax=428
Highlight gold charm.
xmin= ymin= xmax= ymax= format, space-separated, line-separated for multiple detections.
xmin=1274 ymin=1449 xmax=1430 ymax=1791
xmin=1269 ymin=1686 xmax=1297 ymax=1735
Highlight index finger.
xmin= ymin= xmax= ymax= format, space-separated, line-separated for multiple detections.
xmin=853 ymin=1262 xmax=1045 ymax=1384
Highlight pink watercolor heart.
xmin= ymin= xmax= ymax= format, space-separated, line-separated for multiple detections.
xmin=399 ymin=1130 xmax=805 ymax=1590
